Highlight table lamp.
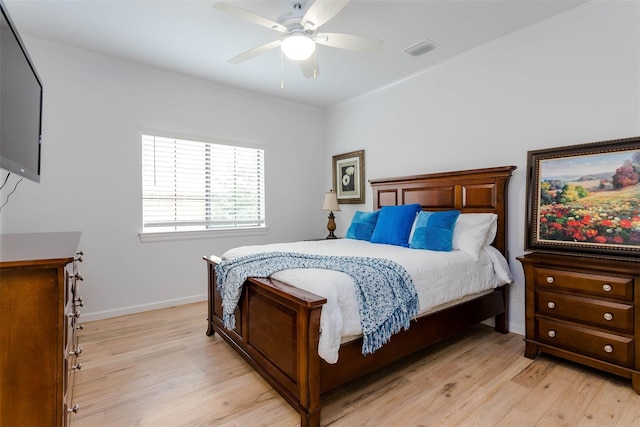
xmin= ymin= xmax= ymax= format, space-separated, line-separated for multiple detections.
xmin=321 ymin=190 xmax=341 ymax=239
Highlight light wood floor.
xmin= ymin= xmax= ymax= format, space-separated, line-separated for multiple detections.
xmin=71 ymin=302 xmax=640 ymax=426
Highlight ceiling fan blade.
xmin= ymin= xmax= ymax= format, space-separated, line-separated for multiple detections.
xmin=229 ymin=40 xmax=282 ymax=64
xmin=315 ymin=33 xmax=383 ymax=53
xmin=301 ymin=0 xmax=350 ymax=30
xmin=213 ymin=2 xmax=287 ymax=34
xmin=299 ymin=56 xmax=319 ymax=79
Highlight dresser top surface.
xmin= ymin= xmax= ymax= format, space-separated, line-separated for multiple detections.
xmin=0 ymin=232 xmax=81 ymax=263
xmin=518 ymin=251 xmax=640 ymax=275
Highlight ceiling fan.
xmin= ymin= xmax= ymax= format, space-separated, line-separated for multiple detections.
xmin=213 ymin=0 xmax=383 ymax=78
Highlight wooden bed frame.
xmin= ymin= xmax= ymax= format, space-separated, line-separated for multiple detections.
xmin=205 ymin=165 xmax=516 ymax=426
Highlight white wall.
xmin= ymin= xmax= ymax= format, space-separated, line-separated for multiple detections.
xmin=0 ymin=40 xmax=327 ymax=320
xmin=325 ymin=0 xmax=640 ymax=334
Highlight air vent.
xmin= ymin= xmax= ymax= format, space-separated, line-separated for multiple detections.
xmin=404 ymin=40 xmax=437 ymax=57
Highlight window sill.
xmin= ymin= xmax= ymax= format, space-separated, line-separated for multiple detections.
xmin=139 ymin=227 xmax=269 ymax=243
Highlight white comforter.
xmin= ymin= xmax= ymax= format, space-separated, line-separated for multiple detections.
xmin=221 ymin=239 xmax=513 ymax=363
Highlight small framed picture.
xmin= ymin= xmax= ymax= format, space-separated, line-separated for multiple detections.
xmin=332 ymin=150 xmax=365 ymax=204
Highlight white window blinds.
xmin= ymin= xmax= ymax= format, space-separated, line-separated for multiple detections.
xmin=142 ymin=134 xmax=265 ymax=233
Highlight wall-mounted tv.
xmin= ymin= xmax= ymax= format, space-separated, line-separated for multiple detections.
xmin=0 ymin=0 xmax=43 ymax=183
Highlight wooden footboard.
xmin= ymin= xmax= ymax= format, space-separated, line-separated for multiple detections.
xmin=205 ymin=256 xmax=327 ymax=426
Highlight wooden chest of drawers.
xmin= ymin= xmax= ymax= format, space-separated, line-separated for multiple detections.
xmin=0 ymin=232 xmax=84 ymax=426
xmin=518 ymin=252 xmax=640 ymax=393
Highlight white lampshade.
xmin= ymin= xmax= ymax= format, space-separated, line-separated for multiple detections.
xmin=281 ymin=33 xmax=316 ymax=61
xmin=322 ymin=190 xmax=341 ymax=212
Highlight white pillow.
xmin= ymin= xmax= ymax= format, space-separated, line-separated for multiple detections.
xmin=484 ymin=245 xmax=514 ymax=285
xmin=452 ymin=213 xmax=497 ymax=261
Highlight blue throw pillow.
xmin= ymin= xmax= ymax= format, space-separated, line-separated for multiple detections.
xmin=410 ymin=210 xmax=461 ymax=251
xmin=346 ymin=210 xmax=380 ymax=241
xmin=370 ymin=204 xmax=421 ymax=247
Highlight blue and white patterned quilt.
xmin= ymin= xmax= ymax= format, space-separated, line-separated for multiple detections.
xmin=215 ymin=251 xmax=419 ymax=356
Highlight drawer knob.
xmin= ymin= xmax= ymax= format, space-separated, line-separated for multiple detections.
xmin=74 ymin=296 xmax=84 ymax=307
xmin=604 ymin=312 xmax=613 ymax=321
xmin=68 ymin=404 xmax=80 ymax=414
xmin=72 ymin=363 xmax=82 ymax=371
xmin=604 ymin=345 xmax=613 ymax=353
xmin=548 ymin=330 xmax=556 ymax=338
xmin=74 ymin=273 xmax=84 ymax=281
xmin=602 ymin=284 xmax=612 ymax=292
xmin=546 ymin=276 xmax=555 ymax=284
xmin=547 ymin=301 xmax=556 ymax=309
xmin=76 ymin=324 xmax=84 ymax=331
xmin=69 ymin=346 xmax=83 ymax=356
xmin=67 ymin=311 xmax=81 ymax=319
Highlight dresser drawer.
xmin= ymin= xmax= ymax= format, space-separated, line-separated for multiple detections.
xmin=536 ymin=317 xmax=634 ymax=368
xmin=534 ymin=267 xmax=633 ymax=301
xmin=536 ymin=289 xmax=634 ymax=334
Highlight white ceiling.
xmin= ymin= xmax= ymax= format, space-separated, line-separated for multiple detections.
xmin=5 ymin=0 xmax=591 ymax=109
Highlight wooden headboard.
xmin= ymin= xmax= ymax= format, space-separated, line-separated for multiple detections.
xmin=369 ymin=166 xmax=516 ymax=257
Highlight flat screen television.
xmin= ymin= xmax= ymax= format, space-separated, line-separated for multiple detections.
xmin=0 ymin=0 xmax=43 ymax=183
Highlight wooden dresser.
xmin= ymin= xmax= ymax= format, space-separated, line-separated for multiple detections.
xmin=518 ymin=252 xmax=640 ymax=393
xmin=0 ymin=232 xmax=84 ymax=426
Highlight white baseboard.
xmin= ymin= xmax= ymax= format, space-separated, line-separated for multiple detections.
xmin=481 ymin=318 xmax=525 ymax=336
xmin=508 ymin=320 xmax=525 ymax=336
xmin=81 ymin=294 xmax=208 ymax=322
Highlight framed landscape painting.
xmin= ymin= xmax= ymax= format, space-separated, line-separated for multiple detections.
xmin=525 ymin=136 xmax=640 ymax=259
xmin=332 ymin=150 xmax=365 ymax=204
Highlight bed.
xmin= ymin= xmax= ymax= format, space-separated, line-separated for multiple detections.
xmin=204 ymin=165 xmax=516 ymax=426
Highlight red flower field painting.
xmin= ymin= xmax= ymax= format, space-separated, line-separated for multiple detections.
xmin=537 ymin=149 xmax=640 ymax=248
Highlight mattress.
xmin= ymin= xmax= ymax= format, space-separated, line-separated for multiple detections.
xmin=221 ymin=239 xmax=513 ymax=363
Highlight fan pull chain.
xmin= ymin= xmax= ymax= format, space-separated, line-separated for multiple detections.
xmin=313 ymin=50 xmax=318 ymax=79
xmin=280 ymin=50 xmax=284 ymax=89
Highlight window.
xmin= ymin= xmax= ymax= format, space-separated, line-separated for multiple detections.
xmin=141 ymin=134 xmax=265 ymax=234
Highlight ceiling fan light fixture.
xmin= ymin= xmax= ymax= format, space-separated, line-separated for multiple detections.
xmin=281 ymin=33 xmax=316 ymax=61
